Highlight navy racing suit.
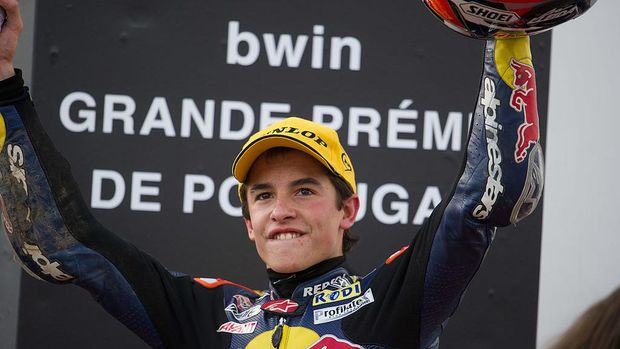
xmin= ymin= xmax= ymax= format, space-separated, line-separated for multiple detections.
xmin=0 ymin=38 xmax=544 ymax=348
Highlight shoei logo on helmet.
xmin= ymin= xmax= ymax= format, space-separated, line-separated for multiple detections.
xmin=455 ymin=0 xmax=520 ymax=26
xmin=423 ymin=0 xmax=598 ymax=39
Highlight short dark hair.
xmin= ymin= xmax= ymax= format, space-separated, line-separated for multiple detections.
xmin=238 ymin=148 xmax=359 ymax=253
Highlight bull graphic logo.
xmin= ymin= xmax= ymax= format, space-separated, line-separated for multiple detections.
xmin=509 ymin=58 xmax=540 ymax=163
xmin=232 ymin=294 xmax=253 ymax=311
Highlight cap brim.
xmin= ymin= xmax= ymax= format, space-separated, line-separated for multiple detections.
xmin=233 ymin=134 xmax=336 ymax=183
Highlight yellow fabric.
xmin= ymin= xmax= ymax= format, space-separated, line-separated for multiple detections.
xmin=0 ymin=112 xmax=6 ymax=154
xmin=245 ymin=325 xmax=320 ymax=349
xmin=494 ymin=36 xmax=533 ymax=89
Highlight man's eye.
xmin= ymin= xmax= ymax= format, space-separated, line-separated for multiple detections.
xmin=297 ymin=188 xmax=313 ymax=196
xmin=255 ymin=192 xmax=272 ymax=201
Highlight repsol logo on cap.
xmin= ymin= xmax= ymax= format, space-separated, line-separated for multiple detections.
xmin=265 ymin=127 xmax=329 ymax=148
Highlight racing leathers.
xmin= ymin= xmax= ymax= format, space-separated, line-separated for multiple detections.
xmin=0 ymin=37 xmax=544 ymax=348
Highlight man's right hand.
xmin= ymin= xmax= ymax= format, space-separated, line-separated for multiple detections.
xmin=0 ymin=0 xmax=22 ymax=80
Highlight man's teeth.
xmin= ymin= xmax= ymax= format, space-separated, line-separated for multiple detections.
xmin=274 ymin=232 xmax=300 ymax=240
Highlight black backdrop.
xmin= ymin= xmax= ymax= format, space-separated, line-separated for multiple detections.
xmin=18 ymin=1 xmax=549 ymax=348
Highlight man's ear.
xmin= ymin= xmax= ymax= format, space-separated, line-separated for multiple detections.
xmin=340 ymin=194 xmax=360 ymax=231
xmin=244 ymin=217 xmax=256 ymax=241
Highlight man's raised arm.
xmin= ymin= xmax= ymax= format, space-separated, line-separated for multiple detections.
xmin=419 ymin=35 xmax=544 ymax=346
xmin=0 ymin=2 xmax=224 ymax=347
xmin=340 ymin=36 xmax=544 ymax=349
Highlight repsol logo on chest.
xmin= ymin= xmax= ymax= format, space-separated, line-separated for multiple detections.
xmin=302 ymin=274 xmax=351 ymax=297
xmin=265 ymin=127 xmax=328 ymax=148
xmin=460 ymin=2 xmax=518 ymax=24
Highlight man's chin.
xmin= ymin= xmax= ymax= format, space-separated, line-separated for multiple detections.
xmin=262 ymin=244 xmax=313 ymax=273
xmin=268 ymin=263 xmax=307 ymax=274
xmin=267 ymin=257 xmax=314 ymax=274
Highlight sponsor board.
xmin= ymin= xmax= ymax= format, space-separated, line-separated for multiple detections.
xmin=313 ymin=289 xmax=374 ymax=324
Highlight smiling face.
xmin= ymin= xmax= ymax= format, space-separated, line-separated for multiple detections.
xmin=243 ymin=149 xmax=359 ymax=273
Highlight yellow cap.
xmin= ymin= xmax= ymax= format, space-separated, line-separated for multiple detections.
xmin=232 ymin=117 xmax=356 ymax=194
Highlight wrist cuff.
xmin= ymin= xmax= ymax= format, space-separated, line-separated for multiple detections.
xmin=0 ymin=69 xmax=25 ymax=101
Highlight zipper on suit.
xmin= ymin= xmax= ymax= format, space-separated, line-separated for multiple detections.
xmin=271 ymin=317 xmax=286 ymax=348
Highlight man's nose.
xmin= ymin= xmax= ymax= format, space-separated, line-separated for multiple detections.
xmin=270 ymin=197 xmax=296 ymax=222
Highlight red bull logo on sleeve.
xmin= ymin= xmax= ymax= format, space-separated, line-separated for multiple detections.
xmin=509 ymin=58 xmax=540 ymax=163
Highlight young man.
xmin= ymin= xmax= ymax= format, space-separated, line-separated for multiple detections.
xmin=0 ymin=0 xmax=543 ymax=348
